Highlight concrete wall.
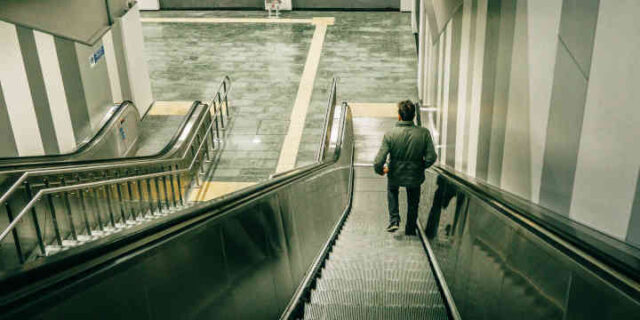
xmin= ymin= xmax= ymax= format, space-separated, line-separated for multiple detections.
xmin=416 ymin=0 xmax=640 ymax=245
xmin=0 ymin=5 xmax=152 ymax=157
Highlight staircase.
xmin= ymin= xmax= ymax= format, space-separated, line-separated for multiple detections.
xmin=301 ymin=167 xmax=448 ymax=319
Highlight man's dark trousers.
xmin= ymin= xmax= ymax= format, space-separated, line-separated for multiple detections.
xmin=387 ymin=181 xmax=421 ymax=234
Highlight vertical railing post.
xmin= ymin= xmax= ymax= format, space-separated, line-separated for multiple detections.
xmin=136 ymin=170 xmax=146 ymax=217
xmin=60 ymin=177 xmax=78 ymax=241
xmin=78 ymin=187 xmax=93 ymax=237
xmin=103 ymin=173 xmax=117 ymax=228
xmin=176 ymin=165 xmax=184 ymax=206
xmin=125 ymin=171 xmax=137 ymax=220
xmin=43 ymin=179 xmax=63 ymax=246
xmin=154 ymin=176 xmax=163 ymax=212
xmin=214 ymin=114 xmax=221 ymax=144
xmin=146 ymin=177 xmax=156 ymax=215
xmin=24 ymin=181 xmax=46 ymax=255
xmin=162 ymin=173 xmax=170 ymax=210
xmin=218 ymin=94 xmax=225 ymax=129
xmin=114 ymin=172 xmax=127 ymax=223
xmin=5 ymin=203 xmax=24 ymax=264
xmin=223 ymin=80 xmax=230 ymax=118
xmin=168 ymin=167 xmax=177 ymax=208
xmin=90 ymin=186 xmax=105 ymax=232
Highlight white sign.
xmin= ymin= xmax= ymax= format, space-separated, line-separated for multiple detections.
xmin=89 ymin=45 xmax=105 ymax=68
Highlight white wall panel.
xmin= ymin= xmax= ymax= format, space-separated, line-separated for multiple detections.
xmin=417 ymin=0 xmax=426 ymax=100
xmin=527 ymin=0 xmax=562 ymax=203
xmin=33 ymin=31 xmax=76 ymax=153
xmin=119 ymin=5 xmax=154 ymax=115
xmin=570 ymin=0 xmax=640 ymax=239
xmin=500 ymin=0 xmax=531 ymax=199
xmin=0 ymin=21 xmax=44 ymax=156
xmin=454 ymin=0 xmax=472 ymax=171
xmin=440 ymin=21 xmax=453 ymax=164
xmin=103 ymin=30 xmax=124 ymax=103
xmin=466 ymin=0 xmax=488 ymax=176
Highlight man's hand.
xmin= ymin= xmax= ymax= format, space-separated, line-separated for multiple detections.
xmin=383 ymin=167 xmax=389 ymax=175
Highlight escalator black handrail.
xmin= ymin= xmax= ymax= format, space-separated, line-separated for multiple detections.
xmin=415 ymin=102 xmax=640 ymax=298
xmin=0 ymin=75 xmax=231 ymax=172
xmin=0 ymin=102 xmax=127 ymax=165
xmin=0 ymin=94 xmax=352 ymax=314
xmin=0 ymin=100 xmax=200 ymax=171
xmin=316 ymin=78 xmax=338 ymax=162
xmin=432 ymin=166 xmax=640 ymax=297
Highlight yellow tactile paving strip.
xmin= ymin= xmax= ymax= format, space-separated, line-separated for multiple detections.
xmin=147 ymin=101 xmax=194 ymax=116
xmin=349 ymin=103 xmax=399 ymax=118
xmin=189 ymin=181 xmax=256 ymax=202
xmin=276 ymin=19 xmax=333 ymax=173
xmin=147 ymin=100 xmax=229 ymax=117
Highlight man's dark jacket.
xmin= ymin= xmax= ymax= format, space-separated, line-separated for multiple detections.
xmin=373 ymin=120 xmax=437 ymax=187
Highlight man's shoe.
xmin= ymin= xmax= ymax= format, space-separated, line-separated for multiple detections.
xmin=386 ymin=222 xmax=399 ymax=232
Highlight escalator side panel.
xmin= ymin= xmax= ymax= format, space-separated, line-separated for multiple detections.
xmin=6 ymin=155 xmax=352 ymax=319
xmin=419 ymin=171 xmax=640 ymax=319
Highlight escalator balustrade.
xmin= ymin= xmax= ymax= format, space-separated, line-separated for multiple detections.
xmin=0 ymin=76 xmax=232 ymax=270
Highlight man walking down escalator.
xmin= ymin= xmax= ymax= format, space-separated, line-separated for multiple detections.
xmin=373 ymin=100 xmax=437 ymax=235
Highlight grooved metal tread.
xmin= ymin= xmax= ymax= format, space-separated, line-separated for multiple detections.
xmin=321 ymin=268 xmax=433 ymax=281
xmin=303 ymin=303 xmax=448 ymax=320
xmin=310 ymin=290 xmax=442 ymax=306
xmin=301 ymin=165 xmax=448 ymax=319
xmin=315 ymin=279 xmax=438 ymax=293
xmin=322 ymin=260 xmax=430 ymax=271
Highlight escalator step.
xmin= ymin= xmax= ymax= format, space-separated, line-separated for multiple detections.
xmin=331 ymin=245 xmax=424 ymax=254
xmin=322 ymin=260 xmax=429 ymax=271
xmin=328 ymin=251 xmax=426 ymax=261
xmin=303 ymin=303 xmax=448 ymax=320
xmin=310 ymin=290 xmax=442 ymax=307
xmin=321 ymin=268 xmax=433 ymax=281
xmin=315 ymin=279 xmax=438 ymax=293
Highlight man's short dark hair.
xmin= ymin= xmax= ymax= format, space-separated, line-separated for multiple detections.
xmin=398 ymin=100 xmax=415 ymax=121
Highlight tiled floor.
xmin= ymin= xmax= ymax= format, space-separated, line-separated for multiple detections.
xmin=141 ymin=10 xmax=417 ymax=184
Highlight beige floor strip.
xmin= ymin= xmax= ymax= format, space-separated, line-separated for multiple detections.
xmin=189 ymin=181 xmax=256 ymax=202
xmin=275 ymin=22 xmax=331 ymax=173
xmin=147 ymin=101 xmax=194 ymax=116
xmin=141 ymin=17 xmax=315 ymax=24
xmin=349 ymin=103 xmax=399 ymax=118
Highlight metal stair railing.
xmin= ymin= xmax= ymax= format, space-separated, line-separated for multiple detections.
xmin=0 ymin=76 xmax=232 ymax=267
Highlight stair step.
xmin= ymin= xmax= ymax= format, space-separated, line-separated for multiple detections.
xmin=331 ymin=246 xmax=424 ymax=253
xmin=310 ymin=290 xmax=442 ymax=307
xmin=321 ymin=268 xmax=433 ymax=281
xmin=326 ymin=257 xmax=429 ymax=265
xmin=315 ymin=279 xmax=438 ymax=293
xmin=332 ymin=239 xmax=422 ymax=246
xmin=328 ymin=251 xmax=426 ymax=261
xmin=303 ymin=303 xmax=448 ymax=320
xmin=323 ymin=260 xmax=429 ymax=272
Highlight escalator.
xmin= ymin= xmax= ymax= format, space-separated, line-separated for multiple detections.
xmin=1 ymin=78 xmax=639 ymax=319
xmin=0 ymin=99 xmax=201 ymax=171
xmin=0 ymin=76 xmax=232 ymax=269
xmin=297 ymin=167 xmax=448 ymax=319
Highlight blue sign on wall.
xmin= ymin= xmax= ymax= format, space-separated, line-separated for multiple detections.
xmin=89 ymin=45 xmax=105 ymax=68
